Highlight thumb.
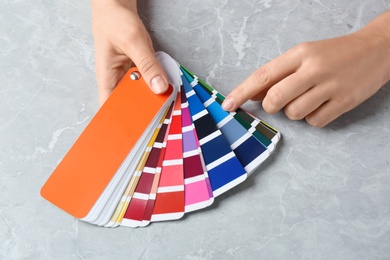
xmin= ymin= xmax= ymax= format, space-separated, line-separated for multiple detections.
xmin=124 ymin=43 xmax=169 ymax=94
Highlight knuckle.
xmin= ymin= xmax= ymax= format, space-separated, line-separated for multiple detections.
xmin=340 ymin=95 xmax=357 ymax=109
xmin=294 ymin=42 xmax=312 ymax=57
xmin=292 ymin=42 xmax=318 ymax=69
xmin=263 ymin=88 xmax=283 ymax=113
xmin=305 ymin=66 xmax=321 ymax=79
xmin=252 ymin=66 xmax=271 ymax=86
xmin=284 ymin=104 xmax=304 ymax=120
xmin=137 ymin=57 xmax=159 ymax=76
xmin=305 ymin=116 xmax=324 ymax=128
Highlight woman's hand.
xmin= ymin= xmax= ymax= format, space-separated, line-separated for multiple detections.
xmin=91 ymin=0 xmax=169 ymax=105
xmin=222 ymin=11 xmax=390 ymax=127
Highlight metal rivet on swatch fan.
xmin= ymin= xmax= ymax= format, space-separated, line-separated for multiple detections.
xmin=130 ymin=71 xmax=141 ymax=80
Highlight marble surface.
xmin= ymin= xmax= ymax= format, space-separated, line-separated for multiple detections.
xmin=1 ymin=0 xmax=390 ymax=259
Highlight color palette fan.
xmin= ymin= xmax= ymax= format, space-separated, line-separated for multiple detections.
xmin=40 ymin=52 xmax=281 ymax=228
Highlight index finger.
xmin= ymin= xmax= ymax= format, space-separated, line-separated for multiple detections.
xmin=222 ymin=48 xmax=302 ymax=111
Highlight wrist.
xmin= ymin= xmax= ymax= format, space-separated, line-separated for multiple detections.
xmin=355 ymin=10 xmax=390 ymax=82
xmin=91 ymin=0 xmax=137 ymax=12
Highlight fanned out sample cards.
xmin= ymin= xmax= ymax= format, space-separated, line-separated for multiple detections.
xmin=41 ymin=52 xmax=281 ymax=227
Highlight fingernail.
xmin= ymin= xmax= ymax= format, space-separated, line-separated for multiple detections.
xmin=222 ymin=96 xmax=235 ymax=111
xmin=151 ymin=76 xmax=167 ymax=94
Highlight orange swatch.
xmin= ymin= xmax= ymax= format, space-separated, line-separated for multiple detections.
xmin=41 ymin=68 xmax=174 ymax=219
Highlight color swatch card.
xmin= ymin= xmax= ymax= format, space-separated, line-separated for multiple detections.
xmin=41 ymin=52 xmax=281 ymax=227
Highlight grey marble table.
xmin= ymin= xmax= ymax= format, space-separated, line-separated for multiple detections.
xmin=1 ymin=1 xmax=390 ymax=259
